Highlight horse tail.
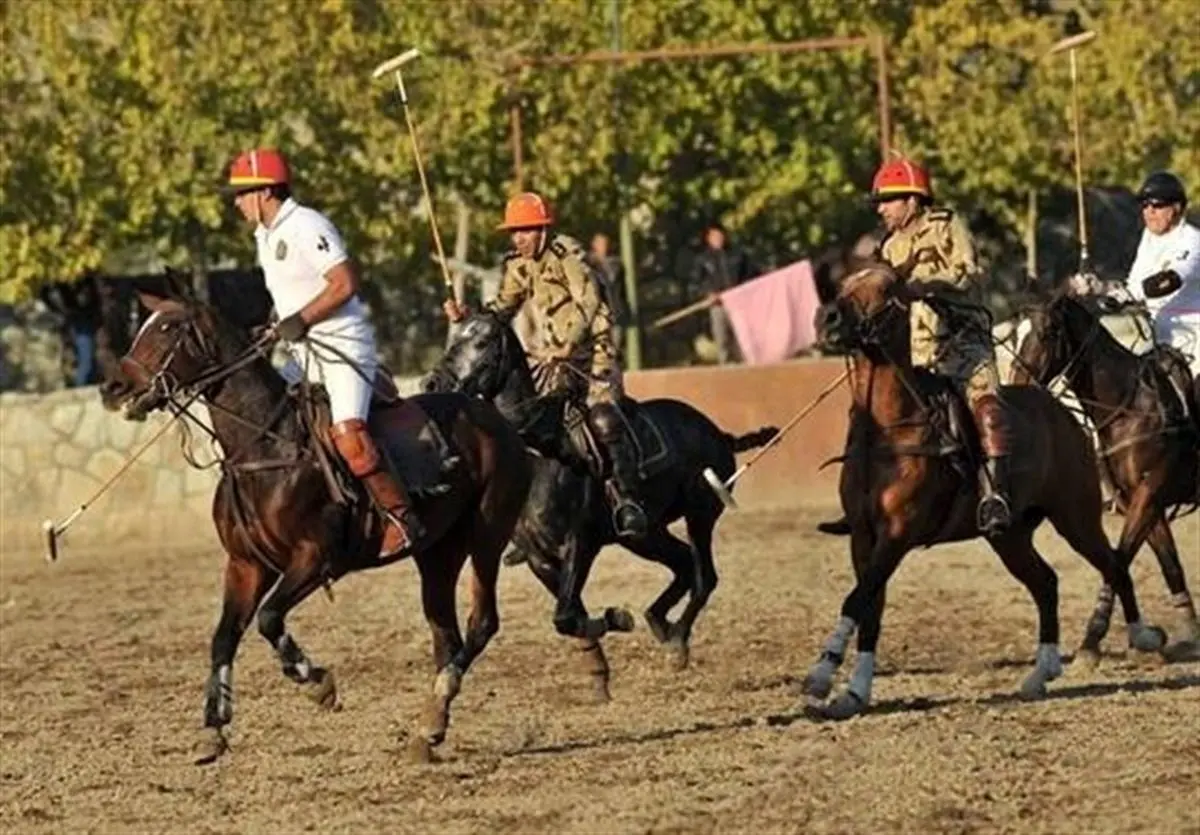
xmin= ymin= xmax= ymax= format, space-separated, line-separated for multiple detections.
xmin=724 ymin=426 xmax=780 ymax=453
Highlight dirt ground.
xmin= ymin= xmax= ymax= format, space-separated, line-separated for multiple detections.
xmin=1 ymin=506 xmax=1198 ymax=835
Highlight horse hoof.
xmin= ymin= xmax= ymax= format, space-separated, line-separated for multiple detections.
xmin=605 ymin=607 xmax=636 ymax=633
xmin=1161 ymin=639 xmax=1200 ymax=664
xmin=668 ymin=638 xmax=690 ymax=671
xmin=193 ymin=728 xmax=228 ymax=766
xmin=643 ymin=610 xmax=671 ymax=644
xmin=1019 ymin=676 xmax=1049 ymax=701
xmin=801 ymin=669 xmax=833 ymax=701
xmin=305 ymin=668 xmax=340 ymax=711
xmin=1130 ymin=625 xmax=1168 ymax=654
xmin=821 ymin=690 xmax=867 ymax=720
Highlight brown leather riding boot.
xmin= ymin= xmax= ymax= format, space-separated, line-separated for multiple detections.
xmin=973 ymin=394 xmax=1013 ymax=536
xmin=330 ymin=419 xmax=426 ymax=558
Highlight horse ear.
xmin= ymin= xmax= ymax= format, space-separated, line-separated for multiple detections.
xmin=162 ymin=267 xmax=197 ymax=302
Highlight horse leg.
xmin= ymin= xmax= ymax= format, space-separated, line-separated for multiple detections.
xmin=526 ymin=551 xmax=612 ymax=703
xmin=623 ymin=530 xmax=699 ymax=670
xmin=255 ymin=547 xmax=340 ymax=711
xmin=1143 ymin=515 xmax=1200 ymax=662
xmin=1078 ymin=482 xmax=1155 ymax=654
xmin=988 ymin=528 xmax=1064 ymax=699
xmin=1049 ymin=498 xmax=1166 ymax=666
xmin=408 ymin=538 xmax=468 ymax=761
xmin=803 ymin=535 xmax=908 ymax=719
xmin=196 ymin=555 xmax=275 ymax=765
xmin=824 ymin=526 xmax=883 ymax=719
xmin=670 ymin=502 xmax=723 ymax=667
xmin=552 ymin=535 xmax=634 ymax=641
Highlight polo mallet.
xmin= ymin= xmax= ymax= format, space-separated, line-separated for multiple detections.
xmin=1046 ymin=30 xmax=1098 ymax=274
xmin=372 ymin=47 xmax=457 ymax=304
xmin=702 ymin=369 xmax=850 ymax=510
xmin=41 ymin=409 xmax=185 ymax=563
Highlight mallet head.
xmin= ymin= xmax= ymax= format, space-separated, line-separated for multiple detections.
xmin=702 ymin=467 xmax=738 ymax=510
xmin=1046 ymin=30 xmax=1097 ymax=56
xmin=42 ymin=518 xmax=59 ymax=563
xmin=372 ymin=48 xmax=422 ymax=79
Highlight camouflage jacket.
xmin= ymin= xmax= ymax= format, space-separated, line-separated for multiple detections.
xmin=881 ymin=208 xmax=982 ymax=295
xmin=484 ymin=234 xmax=619 ymax=380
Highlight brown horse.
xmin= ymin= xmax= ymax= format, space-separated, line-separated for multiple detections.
xmin=1012 ymin=288 xmax=1199 ymax=661
xmin=100 ymin=285 xmax=532 ymax=764
xmin=800 ymin=262 xmax=1165 ymax=719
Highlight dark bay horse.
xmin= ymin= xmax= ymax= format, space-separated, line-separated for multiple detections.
xmin=1013 ymin=288 xmax=1199 ymax=661
xmin=800 ymin=262 xmax=1165 ymax=719
xmin=423 ymin=312 xmax=777 ymax=693
xmin=100 ymin=288 xmax=532 ymax=764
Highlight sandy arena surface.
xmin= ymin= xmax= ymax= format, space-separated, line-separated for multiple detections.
xmin=1 ymin=506 xmax=1198 ymax=834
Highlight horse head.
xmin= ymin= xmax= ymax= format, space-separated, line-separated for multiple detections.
xmin=100 ymin=274 xmax=259 ymax=421
xmin=814 ymin=259 xmax=911 ymax=363
xmin=1014 ymin=281 xmax=1128 ymax=387
xmin=423 ymin=311 xmax=529 ymax=400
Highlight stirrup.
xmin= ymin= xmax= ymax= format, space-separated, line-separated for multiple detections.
xmin=612 ymin=499 xmax=648 ymax=538
xmin=977 ymin=494 xmax=1012 ymax=534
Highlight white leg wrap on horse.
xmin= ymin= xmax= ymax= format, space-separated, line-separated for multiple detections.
xmin=847 ymin=651 xmax=875 ymax=702
xmin=823 ymin=615 xmax=857 ymax=660
xmin=216 ymin=664 xmax=233 ymax=721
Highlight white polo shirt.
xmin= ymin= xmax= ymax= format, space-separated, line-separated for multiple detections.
xmin=1126 ymin=219 xmax=1200 ymax=317
xmin=254 ymin=198 xmax=373 ymax=347
xmin=1126 ymin=219 xmax=1200 ymax=372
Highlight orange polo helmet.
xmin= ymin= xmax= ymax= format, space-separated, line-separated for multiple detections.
xmin=497 ymin=191 xmax=554 ymax=230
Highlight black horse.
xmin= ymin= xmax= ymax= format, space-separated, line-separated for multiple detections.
xmin=423 ymin=312 xmax=777 ymax=691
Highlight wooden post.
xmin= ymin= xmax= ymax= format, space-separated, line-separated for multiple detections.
xmin=873 ymin=34 xmax=891 ymax=159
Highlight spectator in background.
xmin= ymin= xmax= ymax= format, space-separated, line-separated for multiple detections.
xmin=41 ymin=275 xmax=102 ymax=386
xmin=692 ymin=222 xmax=756 ymax=364
xmin=587 ymin=232 xmax=627 ymax=355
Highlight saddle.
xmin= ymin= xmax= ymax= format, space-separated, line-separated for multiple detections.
xmin=1147 ymin=345 xmax=1198 ymax=432
xmin=561 ymin=397 xmax=675 ymax=481
xmin=294 ymin=366 xmax=460 ymax=507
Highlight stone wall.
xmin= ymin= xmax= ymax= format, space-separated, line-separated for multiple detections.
xmin=0 ymin=362 xmax=849 ymax=557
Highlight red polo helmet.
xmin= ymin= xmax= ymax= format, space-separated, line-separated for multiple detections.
xmin=227 ymin=148 xmax=291 ymax=191
xmin=871 ymin=157 xmax=933 ymax=201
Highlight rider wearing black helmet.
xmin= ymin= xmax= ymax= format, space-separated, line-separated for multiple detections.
xmin=1126 ymin=171 xmax=1199 ymax=354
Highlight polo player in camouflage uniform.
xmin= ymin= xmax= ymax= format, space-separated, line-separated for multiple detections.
xmin=819 ymin=157 xmax=1013 ymax=536
xmin=444 ymin=191 xmax=649 ymax=538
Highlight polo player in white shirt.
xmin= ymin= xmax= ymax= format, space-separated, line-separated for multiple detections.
xmin=1126 ymin=171 xmax=1200 ymax=378
xmin=227 ymin=147 xmax=424 ymax=557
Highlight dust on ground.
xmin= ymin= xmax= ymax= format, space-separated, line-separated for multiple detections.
xmin=2 ymin=507 xmax=1198 ymax=834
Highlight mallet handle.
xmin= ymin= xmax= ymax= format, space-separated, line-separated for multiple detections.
xmin=731 ymin=369 xmax=850 ymax=477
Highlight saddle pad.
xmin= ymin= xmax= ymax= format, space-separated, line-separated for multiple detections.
xmin=368 ymin=400 xmax=457 ymax=497
xmin=629 ymin=407 xmax=673 ymax=479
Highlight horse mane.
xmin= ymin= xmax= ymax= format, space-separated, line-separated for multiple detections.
xmin=838 ymin=257 xmax=901 ymax=298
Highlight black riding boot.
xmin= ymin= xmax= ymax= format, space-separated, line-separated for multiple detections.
xmin=606 ymin=429 xmax=649 ymax=538
xmin=587 ymin=402 xmax=649 ymax=538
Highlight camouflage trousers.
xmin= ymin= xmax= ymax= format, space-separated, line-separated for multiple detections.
xmin=911 ymin=300 xmax=999 ymax=408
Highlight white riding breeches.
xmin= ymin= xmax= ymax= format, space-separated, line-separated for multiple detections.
xmin=1152 ymin=310 xmax=1200 ymax=375
xmin=278 ymin=328 xmax=379 ymax=425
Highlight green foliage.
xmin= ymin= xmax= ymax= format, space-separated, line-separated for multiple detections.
xmin=2 ymin=0 xmax=1194 ymax=366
